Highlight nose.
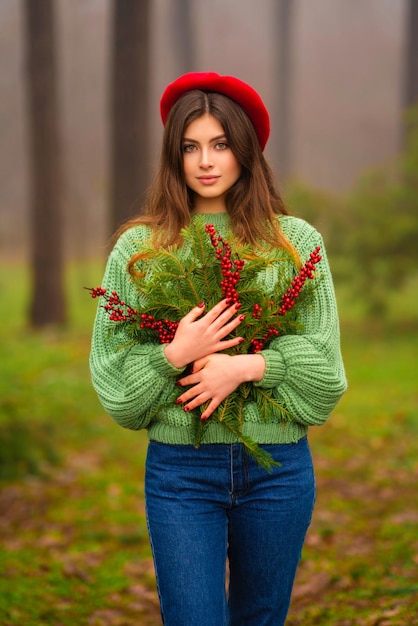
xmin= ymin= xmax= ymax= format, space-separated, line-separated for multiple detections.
xmin=199 ymin=148 xmax=213 ymax=169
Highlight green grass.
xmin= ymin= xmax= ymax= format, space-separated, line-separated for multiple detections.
xmin=287 ymin=329 xmax=418 ymax=625
xmin=1 ymin=260 xmax=417 ymax=625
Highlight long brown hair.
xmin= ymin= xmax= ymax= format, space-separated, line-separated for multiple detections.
xmin=118 ymin=90 xmax=297 ymax=260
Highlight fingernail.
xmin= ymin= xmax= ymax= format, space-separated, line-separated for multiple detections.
xmin=175 ymin=398 xmax=182 ymax=404
xmin=175 ymin=381 xmax=182 ymax=386
xmin=198 ymin=302 xmax=205 ymax=308
xmin=235 ymin=302 xmax=242 ymax=309
xmin=183 ymin=406 xmax=190 ymax=412
xmin=238 ymin=337 xmax=244 ymax=343
xmin=201 ymin=414 xmax=209 ymax=421
xmin=239 ymin=314 xmax=246 ymax=321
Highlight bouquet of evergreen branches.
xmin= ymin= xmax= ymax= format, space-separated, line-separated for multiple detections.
xmin=88 ymin=217 xmax=322 ymax=471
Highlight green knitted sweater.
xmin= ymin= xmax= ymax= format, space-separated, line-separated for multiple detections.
xmin=89 ymin=213 xmax=347 ymax=445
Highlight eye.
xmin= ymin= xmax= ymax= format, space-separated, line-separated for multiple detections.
xmin=183 ymin=143 xmax=197 ymax=153
xmin=215 ymin=142 xmax=228 ymax=150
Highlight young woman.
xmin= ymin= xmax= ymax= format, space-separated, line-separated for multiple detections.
xmin=90 ymin=72 xmax=347 ymax=626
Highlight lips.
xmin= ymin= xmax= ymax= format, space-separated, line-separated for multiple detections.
xmin=197 ymin=176 xmax=220 ymax=185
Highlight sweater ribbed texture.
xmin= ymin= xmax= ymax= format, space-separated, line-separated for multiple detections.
xmin=89 ymin=213 xmax=347 ymax=445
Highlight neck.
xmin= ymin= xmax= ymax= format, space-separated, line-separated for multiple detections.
xmin=192 ymin=196 xmax=227 ymax=214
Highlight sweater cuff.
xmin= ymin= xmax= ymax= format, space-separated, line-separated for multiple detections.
xmin=146 ymin=344 xmax=186 ymax=378
xmin=253 ymin=349 xmax=287 ymax=389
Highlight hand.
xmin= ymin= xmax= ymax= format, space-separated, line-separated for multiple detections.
xmin=164 ymin=300 xmax=245 ymax=369
xmin=176 ymin=352 xmax=266 ymax=420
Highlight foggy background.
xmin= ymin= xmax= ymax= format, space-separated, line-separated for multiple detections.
xmin=0 ymin=0 xmax=408 ymax=259
xmin=1 ymin=4 xmax=418 ymax=622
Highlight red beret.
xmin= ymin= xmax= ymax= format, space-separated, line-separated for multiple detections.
xmin=160 ymin=72 xmax=270 ymax=151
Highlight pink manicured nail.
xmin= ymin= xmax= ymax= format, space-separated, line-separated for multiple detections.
xmin=235 ymin=302 xmax=242 ymax=309
xmin=183 ymin=406 xmax=190 ymax=412
xmin=175 ymin=398 xmax=182 ymax=405
xmin=201 ymin=414 xmax=209 ymax=421
xmin=198 ymin=302 xmax=205 ymax=308
xmin=239 ymin=314 xmax=246 ymax=321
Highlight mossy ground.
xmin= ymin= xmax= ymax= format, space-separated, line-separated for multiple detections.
xmin=1 ymin=262 xmax=417 ymax=625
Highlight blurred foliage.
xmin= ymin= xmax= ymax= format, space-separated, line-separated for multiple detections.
xmin=0 ymin=261 xmax=102 ymax=481
xmin=0 ymin=328 xmax=100 ymax=480
xmin=284 ymin=178 xmax=348 ymax=257
xmin=285 ymin=104 xmax=418 ymax=319
xmin=0 ymin=420 xmax=59 ymax=481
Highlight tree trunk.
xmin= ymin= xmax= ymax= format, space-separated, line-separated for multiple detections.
xmin=170 ymin=0 xmax=195 ymax=74
xmin=110 ymin=0 xmax=151 ymax=233
xmin=275 ymin=0 xmax=293 ymax=182
xmin=403 ymin=0 xmax=418 ymax=145
xmin=404 ymin=0 xmax=418 ymax=107
xmin=23 ymin=0 xmax=66 ymax=327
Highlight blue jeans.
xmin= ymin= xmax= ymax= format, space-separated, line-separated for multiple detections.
xmin=145 ymin=438 xmax=315 ymax=626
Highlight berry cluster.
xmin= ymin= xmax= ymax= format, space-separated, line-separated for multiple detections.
xmin=90 ymin=286 xmax=106 ymax=298
xmin=205 ymin=224 xmax=244 ymax=305
xmin=247 ymin=247 xmax=322 ymax=353
xmin=87 ymin=287 xmax=139 ymax=322
xmin=250 ymin=327 xmax=280 ymax=353
xmin=139 ymin=314 xmax=179 ymax=344
xmin=278 ymin=246 xmax=322 ymax=316
xmin=87 ymin=286 xmax=179 ymax=343
xmin=252 ymin=303 xmax=262 ymax=319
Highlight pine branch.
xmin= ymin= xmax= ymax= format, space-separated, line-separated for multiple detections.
xmin=249 ymin=387 xmax=291 ymax=423
xmin=88 ymin=223 xmax=322 ymax=472
xmin=212 ymin=394 xmax=280 ymax=471
xmin=217 ymin=396 xmax=280 ymax=472
xmin=190 ymin=406 xmax=210 ymax=449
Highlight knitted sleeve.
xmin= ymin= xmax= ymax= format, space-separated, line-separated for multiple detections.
xmin=89 ymin=227 xmax=185 ymax=430
xmin=253 ymin=217 xmax=347 ymax=426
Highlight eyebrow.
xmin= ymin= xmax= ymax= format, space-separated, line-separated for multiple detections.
xmin=182 ymin=134 xmax=227 ymax=144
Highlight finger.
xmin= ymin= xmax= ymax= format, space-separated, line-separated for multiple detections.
xmin=190 ymin=357 xmax=208 ymax=373
xmin=183 ymin=391 xmax=212 ymax=412
xmin=213 ymin=336 xmax=244 ymax=352
xmin=201 ymin=398 xmax=220 ymax=421
xmin=176 ymin=375 xmax=206 ymax=402
xmin=210 ymin=303 xmax=242 ymax=330
xmin=213 ymin=313 xmax=246 ymax=339
xmin=182 ymin=302 xmax=206 ymax=322
xmin=202 ymin=299 xmax=231 ymax=324
xmin=177 ymin=372 xmax=200 ymax=387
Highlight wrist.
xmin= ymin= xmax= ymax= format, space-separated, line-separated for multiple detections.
xmin=164 ymin=343 xmax=188 ymax=369
xmin=234 ymin=354 xmax=265 ymax=383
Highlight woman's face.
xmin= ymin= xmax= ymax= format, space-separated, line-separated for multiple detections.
xmin=182 ymin=114 xmax=241 ymax=213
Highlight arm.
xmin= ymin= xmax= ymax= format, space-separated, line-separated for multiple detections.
xmin=176 ymin=222 xmax=347 ymax=427
xmin=89 ymin=228 xmax=245 ymax=430
xmin=253 ymin=226 xmax=347 ymax=426
xmin=89 ymin=230 xmax=184 ymax=430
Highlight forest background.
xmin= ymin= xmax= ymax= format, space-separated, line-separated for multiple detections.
xmin=0 ymin=1 xmax=417 ymax=625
